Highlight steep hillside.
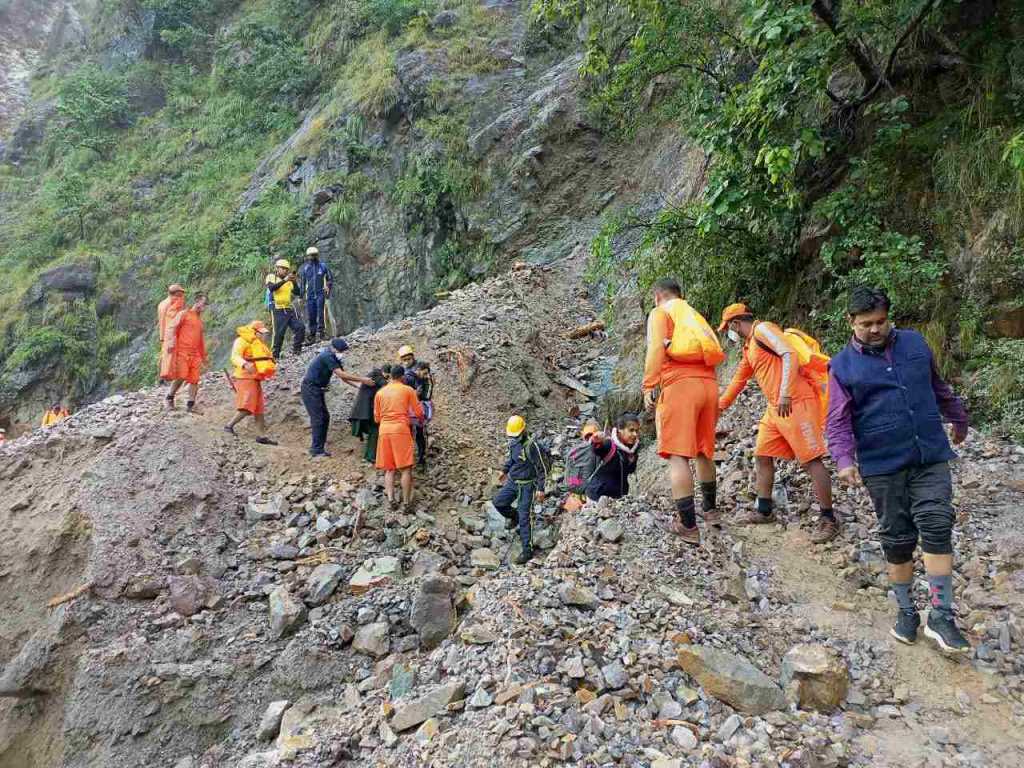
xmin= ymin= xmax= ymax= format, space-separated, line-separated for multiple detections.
xmin=1 ymin=260 xmax=1023 ymax=768
xmin=0 ymin=0 xmax=693 ymax=430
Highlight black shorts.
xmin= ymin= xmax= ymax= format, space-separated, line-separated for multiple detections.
xmin=862 ymin=461 xmax=954 ymax=562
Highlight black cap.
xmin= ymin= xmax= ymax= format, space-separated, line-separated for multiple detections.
xmin=331 ymin=338 xmax=349 ymax=352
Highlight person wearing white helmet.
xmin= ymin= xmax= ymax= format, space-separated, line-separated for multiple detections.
xmin=298 ymin=246 xmax=333 ymax=344
xmin=265 ymin=257 xmax=305 ymax=359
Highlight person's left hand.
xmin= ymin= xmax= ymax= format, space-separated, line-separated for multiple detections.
xmin=776 ymin=396 xmax=792 ymax=418
xmin=951 ymin=425 xmax=967 ymax=445
xmin=643 ymin=389 xmax=657 ymax=411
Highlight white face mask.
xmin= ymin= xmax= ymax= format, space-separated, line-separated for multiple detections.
xmin=727 ymin=329 xmax=741 ymax=343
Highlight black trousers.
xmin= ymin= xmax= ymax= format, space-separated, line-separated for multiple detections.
xmin=863 ymin=461 xmax=954 ymax=563
xmin=272 ymin=307 xmax=305 ymax=357
xmin=301 ymin=382 xmax=329 ymax=455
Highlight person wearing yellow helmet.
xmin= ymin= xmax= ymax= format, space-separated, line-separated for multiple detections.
xmin=492 ymin=415 xmax=549 ymax=565
xmin=265 ymin=257 xmax=305 ymax=359
xmin=298 ymin=246 xmax=333 ymax=344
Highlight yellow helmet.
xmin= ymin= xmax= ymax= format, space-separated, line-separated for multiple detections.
xmin=275 ymin=259 xmax=292 ymax=270
xmin=305 ymin=246 xmax=319 ymax=257
xmin=505 ymin=415 xmax=526 ymax=437
xmin=397 ymin=345 xmax=415 ymax=359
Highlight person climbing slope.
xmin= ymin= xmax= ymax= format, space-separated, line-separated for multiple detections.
xmin=493 ymin=415 xmax=549 ymax=565
xmin=374 ymin=364 xmax=425 ymax=507
xmin=157 ymin=284 xmax=186 ymax=372
xmin=586 ymin=413 xmax=641 ymax=502
xmin=642 ymin=278 xmax=725 ymax=545
xmin=827 ymin=286 xmax=971 ymax=655
xmin=265 ymin=258 xmax=305 ymax=359
xmin=717 ymin=303 xmax=839 ymax=542
xmin=162 ymin=292 xmax=209 ymax=413
xmin=562 ymin=419 xmax=601 ymax=511
xmin=225 ymin=321 xmax=278 ymax=445
xmin=300 ymin=338 xmax=373 ymax=459
xmin=298 ymin=246 xmax=333 ymax=344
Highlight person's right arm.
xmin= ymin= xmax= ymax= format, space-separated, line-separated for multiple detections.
xmin=754 ymin=323 xmax=797 ymax=414
xmin=718 ymin=354 xmax=754 ymax=412
xmin=825 ymin=370 xmax=859 ymax=484
xmin=642 ymin=308 xmax=667 ymax=395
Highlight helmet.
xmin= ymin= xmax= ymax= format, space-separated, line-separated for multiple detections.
xmin=274 ymin=259 xmax=292 ymax=270
xmin=397 ymin=345 xmax=415 ymax=359
xmin=505 ymin=415 xmax=526 ymax=437
xmin=167 ymin=283 xmax=185 ymax=295
xmin=250 ymin=320 xmax=269 ymax=333
xmin=717 ymin=302 xmax=752 ymax=332
xmin=305 ymin=246 xmax=319 ymax=257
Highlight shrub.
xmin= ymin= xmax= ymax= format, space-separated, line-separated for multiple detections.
xmin=54 ymin=66 xmax=130 ymax=159
xmin=345 ymin=32 xmax=400 ymax=118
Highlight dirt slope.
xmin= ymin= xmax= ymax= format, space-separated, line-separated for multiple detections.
xmin=0 ymin=258 xmax=1022 ymax=768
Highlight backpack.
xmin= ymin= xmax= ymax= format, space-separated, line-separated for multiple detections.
xmin=660 ymin=298 xmax=726 ymax=367
xmin=522 ymin=435 xmax=553 ymax=485
xmin=249 ymin=337 xmax=277 ymax=380
xmin=756 ymin=323 xmax=829 ymax=423
xmin=565 ymin=439 xmax=600 ymax=491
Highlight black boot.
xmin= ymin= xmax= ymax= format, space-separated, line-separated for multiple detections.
xmin=514 ymin=546 xmax=534 ymax=565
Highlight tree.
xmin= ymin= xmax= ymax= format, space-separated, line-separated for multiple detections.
xmin=55 ymin=66 xmax=130 ymax=159
xmin=54 ymin=173 xmax=94 ymax=240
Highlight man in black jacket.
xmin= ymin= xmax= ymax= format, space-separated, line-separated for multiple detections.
xmin=492 ymin=415 xmax=548 ymax=565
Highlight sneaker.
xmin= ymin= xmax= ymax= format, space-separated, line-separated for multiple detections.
xmin=310 ymin=451 xmax=331 ymax=459
xmin=703 ymin=508 xmax=723 ymax=526
xmin=165 ymin=396 xmax=175 ymax=411
xmin=924 ymin=611 xmax=972 ymax=655
xmin=223 ymin=425 xmax=236 ymax=436
xmin=255 ymin=436 xmax=278 ymax=446
xmin=186 ymin=404 xmax=203 ymax=415
xmin=514 ymin=548 xmax=534 ymax=565
xmin=810 ymin=514 xmax=840 ymax=543
xmin=890 ymin=610 xmax=921 ymax=645
xmin=736 ymin=508 xmax=777 ymax=525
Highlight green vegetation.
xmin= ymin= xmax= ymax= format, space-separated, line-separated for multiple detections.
xmin=546 ymin=0 xmax=1024 ymax=437
xmin=0 ymin=0 xmax=507 ymax=407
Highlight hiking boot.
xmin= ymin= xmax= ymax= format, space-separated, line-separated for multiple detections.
xmin=736 ymin=508 xmax=777 ymax=525
xmin=924 ymin=611 xmax=972 ymax=655
xmin=165 ymin=395 xmax=175 ymax=411
xmin=667 ymin=520 xmax=701 ymax=546
xmin=223 ymin=425 xmax=236 ymax=437
xmin=514 ymin=547 xmax=534 ymax=565
xmin=702 ymin=507 xmax=723 ymax=527
xmin=255 ymin=436 xmax=278 ymax=446
xmin=810 ymin=514 xmax=840 ymax=543
xmin=890 ymin=610 xmax=921 ymax=645
xmin=186 ymin=403 xmax=203 ymax=415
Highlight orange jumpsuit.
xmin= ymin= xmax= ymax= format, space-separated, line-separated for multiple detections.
xmin=374 ymin=382 xmax=424 ymax=471
xmin=643 ymin=304 xmax=720 ymax=459
xmin=719 ymin=321 xmax=826 ymax=464
xmin=162 ymin=309 xmax=206 ymax=384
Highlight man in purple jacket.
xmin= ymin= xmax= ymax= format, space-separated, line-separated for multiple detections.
xmin=827 ymin=287 xmax=971 ymax=655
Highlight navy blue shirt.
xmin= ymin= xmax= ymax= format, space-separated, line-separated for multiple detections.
xmin=303 ymin=349 xmax=342 ymax=388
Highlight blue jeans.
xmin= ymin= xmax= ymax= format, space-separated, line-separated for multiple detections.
xmin=306 ymin=294 xmax=326 ymax=338
xmin=493 ymin=478 xmax=536 ymax=550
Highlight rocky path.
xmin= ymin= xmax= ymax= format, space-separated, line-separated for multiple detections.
xmin=1 ymin=258 xmax=1023 ymax=768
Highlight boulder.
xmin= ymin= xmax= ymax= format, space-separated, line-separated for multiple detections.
xmin=597 ymin=518 xmax=624 ymax=543
xmin=268 ymin=587 xmax=307 ymax=640
xmin=24 ymin=261 xmax=98 ymax=306
xmin=167 ymin=576 xmax=221 ymax=617
xmin=780 ymin=643 xmax=849 ymax=711
xmin=353 ymin=622 xmax=390 ymax=659
xmin=390 ymin=680 xmax=466 ymax=731
xmin=677 ymin=645 xmax=785 ymax=715
xmin=558 ymin=582 xmax=597 ymax=609
xmin=306 ymin=564 xmax=345 ymax=606
xmin=124 ymin=573 xmax=164 ymax=600
xmin=409 ymin=575 xmax=456 ymax=649
xmin=470 ymin=548 xmax=500 ymax=570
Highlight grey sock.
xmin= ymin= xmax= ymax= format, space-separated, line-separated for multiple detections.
xmin=927 ymin=573 xmax=954 ymax=618
xmin=892 ymin=581 xmax=916 ymax=614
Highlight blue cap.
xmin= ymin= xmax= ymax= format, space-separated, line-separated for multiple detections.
xmin=331 ymin=337 xmax=349 ymax=352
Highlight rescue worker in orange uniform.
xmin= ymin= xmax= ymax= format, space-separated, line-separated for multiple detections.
xmin=41 ymin=404 xmax=67 ymax=428
xmin=717 ymin=303 xmax=839 ymax=542
xmin=157 ymin=285 xmax=186 ymax=379
xmin=642 ymin=278 xmax=724 ymax=546
xmin=225 ymin=321 xmax=278 ymax=445
xmin=162 ymin=292 xmax=208 ymax=413
xmin=374 ymin=364 xmax=425 ymax=507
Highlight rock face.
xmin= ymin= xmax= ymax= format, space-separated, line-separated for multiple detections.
xmin=268 ymin=587 xmax=307 ymax=640
xmin=409 ymin=576 xmax=457 ymax=650
xmin=780 ymin=644 xmax=850 ymax=711
xmin=390 ymin=680 xmax=466 ymax=732
xmin=677 ymin=645 xmax=786 ymax=715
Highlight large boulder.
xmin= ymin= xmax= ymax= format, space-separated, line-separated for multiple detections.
xmin=409 ymin=576 xmax=456 ymax=650
xmin=23 ymin=261 xmax=98 ymax=306
xmin=305 ymin=564 xmax=345 ymax=606
xmin=677 ymin=645 xmax=786 ymax=715
xmin=352 ymin=622 xmax=390 ymax=658
xmin=780 ymin=644 xmax=849 ymax=712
